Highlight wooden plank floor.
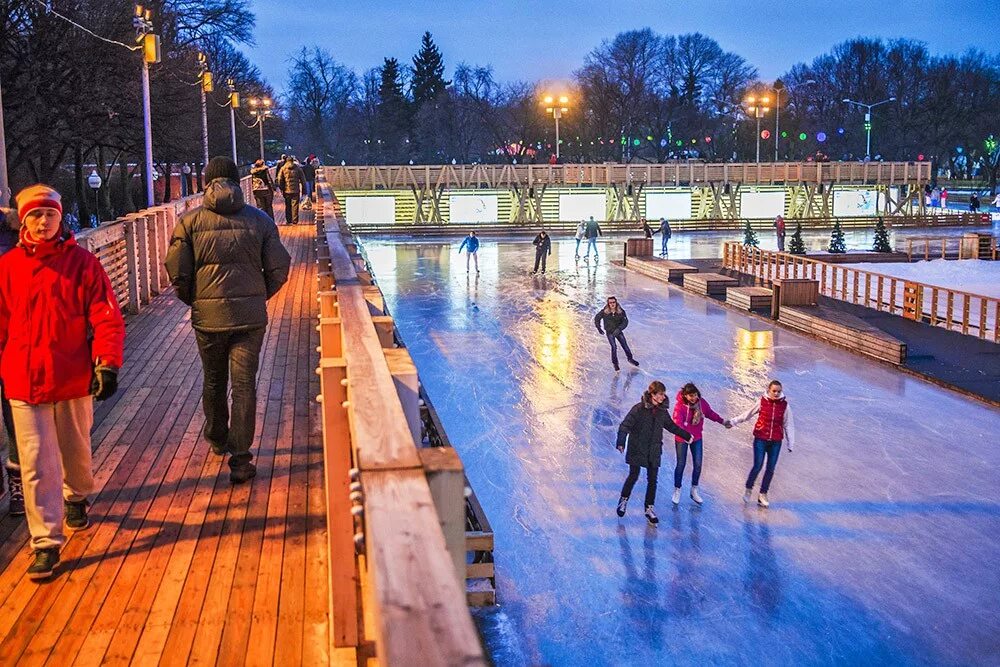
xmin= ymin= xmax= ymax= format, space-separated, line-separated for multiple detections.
xmin=0 ymin=200 xmax=354 ymax=666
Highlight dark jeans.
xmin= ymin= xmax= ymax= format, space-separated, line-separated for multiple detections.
xmin=606 ymin=331 xmax=634 ymax=367
xmin=1 ymin=383 xmax=18 ymax=466
xmin=661 ymin=236 xmax=669 ymax=255
xmin=283 ymin=192 xmax=300 ymax=224
xmin=674 ymin=438 xmax=703 ymax=487
xmin=746 ymin=438 xmax=782 ymax=493
xmin=533 ymin=249 xmax=549 ymax=272
xmin=195 ymin=328 xmax=266 ymax=468
xmin=621 ymin=464 xmax=659 ymax=507
xmin=305 ymin=180 xmax=315 ymax=201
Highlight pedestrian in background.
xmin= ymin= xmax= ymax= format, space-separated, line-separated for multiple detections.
xmin=584 ymin=216 xmax=602 ymax=259
xmin=302 ymin=156 xmax=317 ymax=208
xmin=774 ymin=215 xmax=786 ymax=252
xmin=0 ymin=185 xmax=125 ymax=579
xmin=250 ymin=159 xmax=275 ymax=220
xmin=166 ymin=157 xmax=291 ymax=485
xmin=458 ymin=230 xmax=480 ymax=273
xmin=276 ymin=156 xmax=306 ymax=224
xmin=658 ymin=218 xmax=672 ymax=256
xmin=0 ymin=206 xmax=23 ymax=517
xmin=532 ymin=229 xmax=552 ymax=274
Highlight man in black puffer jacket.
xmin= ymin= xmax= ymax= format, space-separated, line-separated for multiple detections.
xmin=165 ymin=156 xmax=291 ymax=483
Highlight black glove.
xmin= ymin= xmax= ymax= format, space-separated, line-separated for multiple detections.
xmin=91 ymin=368 xmax=119 ymax=401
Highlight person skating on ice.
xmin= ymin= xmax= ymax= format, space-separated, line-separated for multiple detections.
xmin=726 ymin=380 xmax=795 ymax=508
xmin=657 ymin=218 xmax=671 ymax=256
xmin=594 ymin=296 xmax=639 ymax=371
xmin=583 ymin=216 xmax=601 ymax=259
xmin=458 ymin=230 xmax=480 ymax=274
xmin=616 ymin=381 xmax=694 ymax=525
xmin=531 ymin=229 xmax=552 ymax=274
xmin=574 ymin=220 xmax=586 ymax=258
xmin=670 ymin=383 xmax=727 ymax=506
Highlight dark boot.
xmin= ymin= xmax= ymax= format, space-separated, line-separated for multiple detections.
xmin=27 ymin=548 xmax=60 ymax=580
xmin=230 ymin=462 xmax=257 ymax=484
xmin=6 ymin=463 xmax=24 ymax=517
xmin=64 ymin=500 xmax=90 ymax=530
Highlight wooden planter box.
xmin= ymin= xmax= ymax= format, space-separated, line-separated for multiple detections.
xmin=727 ymin=286 xmax=773 ymax=311
xmin=683 ymin=272 xmax=738 ymax=296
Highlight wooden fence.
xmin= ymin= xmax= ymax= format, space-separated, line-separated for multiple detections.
xmin=722 ymin=242 xmax=1000 ymax=343
xmin=325 ymin=161 xmax=930 ymax=190
xmin=903 ymin=235 xmax=999 ymax=261
xmin=75 ymin=174 xmax=254 ymax=314
xmin=313 ymin=182 xmax=487 ymax=665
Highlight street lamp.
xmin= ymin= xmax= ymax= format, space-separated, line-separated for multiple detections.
xmin=543 ymin=94 xmax=569 ymax=160
xmin=248 ymin=97 xmax=273 ymax=161
xmin=774 ymin=79 xmax=815 ymax=161
xmin=134 ymin=4 xmax=160 ymax=207
xmin=87 ymin=169 xmax=102 ymax=226
xmin=744 ymin=94 xmax=771 ymax=163
xmin=227 ymin=79 xmax=240 ymax=163
xmin=197 ymin=52 xmax=213 ymax=170
xmin=842 ymin=96 xmax=896 ymax=159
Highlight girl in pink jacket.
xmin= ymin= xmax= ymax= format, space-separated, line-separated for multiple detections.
xmin=670 ymin=383 xmax=727 ymax=505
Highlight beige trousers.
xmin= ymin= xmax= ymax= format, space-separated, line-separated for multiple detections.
xmin=10 ymin=396 xmax=95 ymax=551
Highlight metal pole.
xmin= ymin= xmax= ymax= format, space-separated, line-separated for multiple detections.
xmin=755 ymin=113 xmax=761 ymax=163
xmin=774 ymin=88 xmax=780 ymax=163
xmin=257 ymin=116 xmax=265 ymax=160
xmin=0 ymin=69 xmax=9 ymax=206
xmin=200 ymin=84 xmax=209 ymax=169
xmin=229 ymin=104 xmax=237 ymax=163
xmin=865 ymin=111 xmax=872 ymax=159
xmin=554 ymin=112 xmax=560 ymax=160
xmin=141 ymin=57 xmax=155 ymax=207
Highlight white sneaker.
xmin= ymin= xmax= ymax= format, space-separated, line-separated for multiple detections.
xmin=671 ymin=488 xmax=681 ymax=505
xmin=690 ymin=487 xmax=703 ymax=505
xmin=743 ymin=488 xmax=752 ymax=504
xmin=757 ymin=493 xmax=769 ymax=508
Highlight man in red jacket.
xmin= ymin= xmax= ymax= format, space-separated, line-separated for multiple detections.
xmin=0 ymin=185 xmax=125 ymax=580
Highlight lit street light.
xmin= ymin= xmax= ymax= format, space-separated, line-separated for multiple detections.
xmin=843 ymin=96 xmax=896 ymax=159
xmin=198 ymin=52 xmax=213 ymax=171
xmin=774 ymin=79 xmax=815 ymax=161
xmin=248 ymin=97 xmax=273 ymax=161
xmin=134 ymin=4 xmax=160 ymax=207
xmin=543 ymin=94 xmax=569 ymax=160
xmin=744 ymin=94 xmax=771 ymax=163
xmin=87 ymin=169 xmax=102 ymax=226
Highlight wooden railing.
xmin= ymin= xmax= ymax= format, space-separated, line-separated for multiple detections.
xmin=313 ymin=181 xmax=486 ymax=665
xmin=76 ymin=174 xmax=254 ymax=314
xmin=903 ymin=235 xmax=999 ymax=261
xmin=722 ymin=242 xmax=1000 ymax=343
xmin=325 ymin=161 xmax=930 ymax=190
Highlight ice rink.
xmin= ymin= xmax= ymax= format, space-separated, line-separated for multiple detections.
xmin=363 ymin=238 xmax=1000 ymax=667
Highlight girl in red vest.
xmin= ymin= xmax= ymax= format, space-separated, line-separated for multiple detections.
xmin=727 ymin=380 xmax=795 ymax=508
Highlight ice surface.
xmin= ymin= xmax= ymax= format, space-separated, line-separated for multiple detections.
xmin=363 ymin=239 xmax=1000 ymax=667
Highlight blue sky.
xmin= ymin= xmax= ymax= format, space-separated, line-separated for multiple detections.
xmin=246 ymin=0 xmax=1000 ymax=92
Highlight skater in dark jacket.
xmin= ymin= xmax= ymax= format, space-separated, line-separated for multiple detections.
xmin=594 ymin=296 xmax=639 ymax=371
xmin=641 ymin=218 xmax=653 ymax=239
xmin=532 ymin=230 xmax=552 ymax=274
xmin=727 ymin=379 xmax=796 ymax=508
xmin=616 ymin=380 xmax=693 ymax=524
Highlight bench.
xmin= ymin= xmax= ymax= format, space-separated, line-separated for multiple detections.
xmin=727 ymin=286 xmax=773 ymax=311
xmin=779 ymin=305 xmax=907 ymax=365
xmin=683 ymin=272 xmax=739 ymax=296
xmin=625 ymin=257 xmax=699 ymax=282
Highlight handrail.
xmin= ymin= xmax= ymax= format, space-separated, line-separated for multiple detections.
xmin=314 ymin=183 xmax=486 ymax=664
xmin=324 ymin=161 xmax=930 ymax=190
xmin=722 ymin=241 xmax=999 ymax=343
xmin=903 ymin=235 xmax=998 ymax=261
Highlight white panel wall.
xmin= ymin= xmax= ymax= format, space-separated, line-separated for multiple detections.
xmin=645 ymin=192 xmax=692 ymax=220
xmin=345 ymin=196 xmax=396 ymax=223
xmin=833 ymin=189 xmax=879 ymax=217
xmin=559 ymin=193 xmax=606 ymax=221
xmin=740 ymin=191 xmax=785 ymax=218
xmin=449 ymin=194 xmax=499 ymax=223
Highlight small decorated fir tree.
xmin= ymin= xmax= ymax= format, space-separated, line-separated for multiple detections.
xmin=828 ymin=220 xmax=846 ymax=253
xmin=872 ymin=217 xmax=892 ymax=253
xmin=789 ymin=222 xmax=806 ymax=255
xmin=742 ymin=220 xmax=759 ymax=247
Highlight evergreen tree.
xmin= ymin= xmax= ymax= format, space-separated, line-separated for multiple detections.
xmin=742 ymin=220 xmax=759 ymax=247
xmin=872 ymin=217 xmax=892 ymax=252
xmin=789 ymin=222 xmax=806 ymax=254
xmin=377 ymin=57 xmax=411 ymax=162
xmin=411 ymin=32 xmax=449 ymax=108
xmin=828 ymin=220 xmax=847 ymax=253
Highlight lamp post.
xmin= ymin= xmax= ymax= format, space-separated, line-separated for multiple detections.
xmin=744 ymin=94 xmax=770 ymax=163
xmin=774 ymin=79 xmax=815 ymax=161
xmin=0 ymin=68 xmax=9 ymax=207
xmin=181 ymin=162 xmax=191 ymax=196
xmin=543 ymin=95 xmax=569 ymax=160
xmin=842 ymin=97 xmax=896 ymax=159
xmin=198 ymin=52 xmax=213 ymax=171
xmin=248 ymin=97 xmax=273 ymax=161
xmin=87 ymin=169 xmax=102 ymax=226
xmin=227 ymin=79 xmax=240 ymax=163
xmin=134 ymin=4 xmax=160 ymax=207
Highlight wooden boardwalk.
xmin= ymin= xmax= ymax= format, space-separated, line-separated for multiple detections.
xmin=0 ymin=202 xmax=353 ymax=665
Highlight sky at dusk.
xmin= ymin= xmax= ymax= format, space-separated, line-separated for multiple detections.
xmin=245 ymin=0 xmax=1000 ymax=93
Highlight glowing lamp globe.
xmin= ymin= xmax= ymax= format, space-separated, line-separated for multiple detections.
xmin=761 ymin=130 xmax=771 ymax=140
xmin=816 ymin=132 xmax=827 ymax=142
xmin=799 ymin=132 xmax=808 ymax=141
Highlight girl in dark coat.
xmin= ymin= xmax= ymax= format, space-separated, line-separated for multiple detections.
xmin=594 ymin=296 xmax=639 ymax=371
xmin=616 ymin=381 xmax=693 ymax=524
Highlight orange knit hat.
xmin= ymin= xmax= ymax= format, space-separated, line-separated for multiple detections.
xmin=15 ymin=184 xmax=63 ymax=223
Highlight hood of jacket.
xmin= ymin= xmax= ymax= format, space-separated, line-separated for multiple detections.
xmin=203 ymin=178 xmax=246 ymax=215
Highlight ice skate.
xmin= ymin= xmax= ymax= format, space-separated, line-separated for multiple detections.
xmin=743 ymin=487 xmax=752 ymax=504
xmin=616 ymin=496 xmax=628 ymax=517
xmin=627 ymin=358 xmax=639 ymax=367
xmin=644 ymin=505 xmax=659 ymax=525
xmin=690 ymin=487 xmax=703 ymax=505
xmin=757 ymin=493 xmax=769 ymax=508
xmin=671 ymin=488 xmax=681 ymax=505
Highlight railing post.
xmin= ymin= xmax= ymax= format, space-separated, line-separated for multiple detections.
xmin=418 ymin=447 xmax=467 ymax=591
